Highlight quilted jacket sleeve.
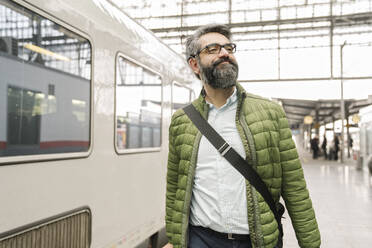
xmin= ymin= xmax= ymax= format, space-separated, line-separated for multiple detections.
xmin=165 ymin=116 xmax=180 ymax=242
xmin=277 ymin=106 xmax=321 ymax=248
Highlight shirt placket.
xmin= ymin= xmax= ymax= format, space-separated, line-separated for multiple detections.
xmin=215 ymin=106 xmax=232 ymax=232
xmin=209 ymin=108 xmax=224 ymax=229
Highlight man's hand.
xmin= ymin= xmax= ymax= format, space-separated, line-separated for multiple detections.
xmin=162 ymin=243 xmax=173 ymax=248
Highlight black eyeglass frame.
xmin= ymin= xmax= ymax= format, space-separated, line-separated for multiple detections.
xmin=189 ymin=43 xmax=237 ymax=60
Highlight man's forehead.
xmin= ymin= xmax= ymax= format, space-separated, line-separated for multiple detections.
xmin=199 ymin=32 xmax=230 ymax=46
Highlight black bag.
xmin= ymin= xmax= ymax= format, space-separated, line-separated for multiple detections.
xmin=277 ymin=203 xmax=284 ymax=247
xmin=183 ymin=104 xmax=285 ymax=246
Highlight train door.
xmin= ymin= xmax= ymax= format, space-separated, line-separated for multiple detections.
xmin=7 ymin=86 xmax=42 ymax=155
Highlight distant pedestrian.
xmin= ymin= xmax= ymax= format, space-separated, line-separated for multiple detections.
xmin=349 ymin=136 xmax=353 ymax=149
xmin=334 ymin=136 xmax=340 ymax=161
xmin=311 ymin=135 xmax=320 ymax=159
xmin=328 ymin=139 xmax=335 ymax=160
xmin=321 ymin=135 xmax=327 ymax=159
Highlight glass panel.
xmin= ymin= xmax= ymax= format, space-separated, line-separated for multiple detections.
xmin=172 ymin=83 xmax=192 ymax=114
xmin=280 ymin=47 xmax=330 ymax=79
xmin=116 ymin=56 xmax=162 ymax=151
xmin=7 ymin=87 xmax=41 ymax=146
xmin=0 ymin=0 xmax=91 ymax=157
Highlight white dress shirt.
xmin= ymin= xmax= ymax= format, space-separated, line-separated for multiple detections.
xmin=190 ymin=88 xmax=249 ymax=234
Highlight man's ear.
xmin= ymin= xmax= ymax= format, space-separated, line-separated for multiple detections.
xmin=188 ymin=58 xmax=200 ymax=75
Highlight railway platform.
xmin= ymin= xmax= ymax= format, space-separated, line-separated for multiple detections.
xmin=282 ymin=146 xmax=372 ymax=248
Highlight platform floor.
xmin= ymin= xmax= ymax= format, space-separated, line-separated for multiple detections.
xmin=282 ymin=147 xmax=372 ymax=247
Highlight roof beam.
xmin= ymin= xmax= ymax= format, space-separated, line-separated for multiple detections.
xmin=282 ymin=104 xmax=315 ymax=110
xmin=285 ymin=111 xmax=308 ymax=116
xmin=238 ymin=76 xmax=372 ymax=83
xmin=149 ymin=12 xmax=372 ymax=33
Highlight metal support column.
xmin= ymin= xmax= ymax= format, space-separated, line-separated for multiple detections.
xmin=308 ymin=124 xmax=312 ymax=151
xmin=180 ymin=0 xmax=184 ymax=46
xmin=330 ymin=0 xmax=334 ymax=79
xmin=228 ymin=0 xmax=232 ymax=24
xmin=346 ymin=103 xmax=351 ymax=158
xmin=315 ymin=106 xmax=319 ymax=136
xmin=277 ymin=0 xmax=281 ymax=80
xmin=340 ymin=41 xmax=347 ymax=163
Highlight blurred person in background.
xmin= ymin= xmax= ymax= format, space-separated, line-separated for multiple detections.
xmin=311 ymin=135 xmax=320 ymax=159
xmin=334 ymin=135 xmax=340 ymax=161
xmin=321 ymin=135 xmax=327 ymax=159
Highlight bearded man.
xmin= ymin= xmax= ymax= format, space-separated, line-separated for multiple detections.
xmin=164 ymin=24 xmax=321 ymax=248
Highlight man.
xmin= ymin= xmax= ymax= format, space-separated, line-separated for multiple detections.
xmin=164 ymin=24 xmax=321 ymax=248
xmin=311 ymin=135 xmax=319 ymax=159
xmin=334 ymin=136 xmax=340 ymax=161
xmin=321 ymin=135 xmax=327 ymax=159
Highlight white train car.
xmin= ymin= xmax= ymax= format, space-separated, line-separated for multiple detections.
xmin=359 ymin=105 xmax=372 ymax=174
xmin=0 ymin=0 xmax=196 ymax=247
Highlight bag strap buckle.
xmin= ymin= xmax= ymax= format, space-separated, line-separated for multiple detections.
xmin=218 ymin=142 xmax=231 ymax=156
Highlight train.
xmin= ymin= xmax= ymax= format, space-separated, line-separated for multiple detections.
xmin=358 ymin=105 xmax=372 ymax=174
xmin=0 ymin=0 xmax=197 ymax=247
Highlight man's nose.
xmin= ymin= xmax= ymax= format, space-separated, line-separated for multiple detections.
xmin=218 ymin=47 xmax=230 ymax=57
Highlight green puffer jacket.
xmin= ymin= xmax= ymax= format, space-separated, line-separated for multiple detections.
xmin=165 ymin=83 xmax=321 ymax=248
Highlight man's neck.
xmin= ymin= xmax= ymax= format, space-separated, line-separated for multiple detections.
xmin=204 ymin=83 xmax=235 ymax=108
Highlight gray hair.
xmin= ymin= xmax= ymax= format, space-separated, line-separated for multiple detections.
xmin=185 ymin=24 xmax=232 ymax=62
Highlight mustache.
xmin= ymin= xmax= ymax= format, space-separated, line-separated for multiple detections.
xmin=212 ymin=57 xmax=237 ymax=67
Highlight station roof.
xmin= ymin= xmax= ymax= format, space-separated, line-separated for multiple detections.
xmin=120 ymin=1 xmax=372 ymax=106
xmin=274 ymin=97 xmax=371 ymax=128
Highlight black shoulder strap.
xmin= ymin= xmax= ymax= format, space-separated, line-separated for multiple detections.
xmin=183 ymin=104 xmax=283 ymax=233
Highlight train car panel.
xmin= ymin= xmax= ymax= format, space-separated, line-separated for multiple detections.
xmin=359 ymin=105 xmax=372 ymax=173
xmin=0 ymin=0 xmax=196 ymax=248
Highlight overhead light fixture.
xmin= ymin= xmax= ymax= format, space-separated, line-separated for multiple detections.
xmin=351 ymin=114 xmax=360 ymax=124
xmin=304 ymin=115 xmax=313 ymax=124
xmin=23 ymin=43 xmax=70 ymax=61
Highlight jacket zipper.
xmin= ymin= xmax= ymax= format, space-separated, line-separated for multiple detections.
xmin=237 ymin=94 xmax=264 ymax=247
xmin=181 ymin=103 xmax=209 ymax=248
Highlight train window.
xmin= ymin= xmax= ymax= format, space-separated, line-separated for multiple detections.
xmin=116 ymin=56 xmax=162 ymax=152
xmin=0 ymin=0 xmax=91 ymax=158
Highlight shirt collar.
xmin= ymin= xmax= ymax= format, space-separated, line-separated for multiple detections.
xmin=207 ymin=87 xmax=238 ymax=110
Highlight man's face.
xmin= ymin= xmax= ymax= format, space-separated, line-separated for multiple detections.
xmin=195 ymin=32 xmax=239 ymax=89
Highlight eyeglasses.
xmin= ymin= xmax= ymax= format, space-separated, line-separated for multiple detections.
xmin=190 ymin=43 xmax=237 ymax=58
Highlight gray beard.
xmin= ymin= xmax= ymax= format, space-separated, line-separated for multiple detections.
xmin=199 ymin=58 xmax=239 ymax=89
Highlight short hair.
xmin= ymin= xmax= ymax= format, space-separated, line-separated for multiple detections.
xmin=185 ymin=24 xmax=232 ymax=62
